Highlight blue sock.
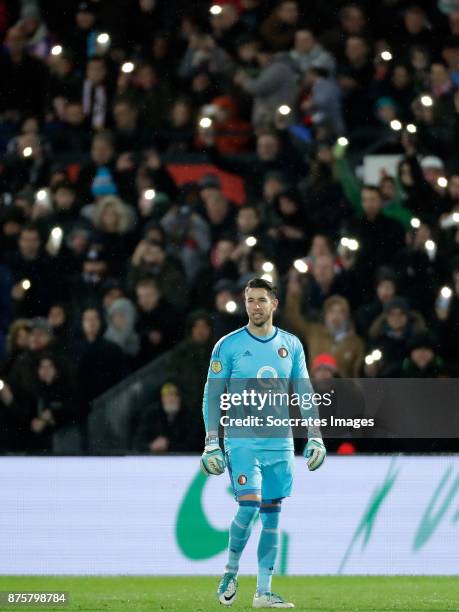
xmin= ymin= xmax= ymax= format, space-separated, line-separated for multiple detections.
xmin=226 ymin=501 xmax=260 ymax=573
xmin=257 ymin=505 xmax=281 ymax=594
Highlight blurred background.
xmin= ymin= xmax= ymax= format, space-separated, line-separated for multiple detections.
xmin=0 ymin=0 xmax=459 ymax=456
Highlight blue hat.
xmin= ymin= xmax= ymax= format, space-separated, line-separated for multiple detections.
xmin=91 ymin=167 xmax=117 ymax=198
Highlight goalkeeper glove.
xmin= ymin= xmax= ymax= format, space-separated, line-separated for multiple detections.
xmin=200 ymin=435 xmax=225 ymax=476
xmin=304 ymin=438 xmax=326 ymax=471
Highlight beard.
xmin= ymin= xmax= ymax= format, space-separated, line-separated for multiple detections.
xmin=249 ymin=313 xmax=270 ymax=327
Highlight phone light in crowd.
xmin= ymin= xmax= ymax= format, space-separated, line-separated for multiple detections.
xmin=390 ymin=119 xmax=402 ymax=131
xmin=454 ymin=212 xmax=459 ymax=223
xmin=278 ymin=105 xmax=291 ymax=116
xmin=21 ymin=279 xmax=31 ymax=291
xmin=340 ymin=237 xmax=359 ymax=251
xmin=372 ymin=349 xmax=382 ymax=361
xmin=410 ymin=217 xmax=421 ymax=229
xmin=23 ymin=146 xmax=32 ymax=158
xmin=425 ymin=239 xmax=436 ymax=260
xmin=406 ymin=123 xmax=417 ymax=134
xmin=225 ymin=300 xmax=237 ymax=314
xmin=380 ymin=50 xmax=392 ymax=61
xmin=0 ymin=379 xmax=4 ymax=391
xmin=437 ymin=176 xmax=448 ymax=188
xmin=97 ymin=33 xmax=110 ymax=45
xmin=144 ymin=189 xmax=156 ymax=201
xmin=420 ymin=95 xmax=433 ymax=107
xmin=365 ymin=354 xmax=374 ymax=366
xmin=199 ymin=117 xmax=212 ymax=129
xmin=51 ymin=45 xmax=62 ymax=56
xmin=293 ymin=259 xmax=308 ymax=273
xmin=262 ymin=261 xmax=274 ymax=273
xmin=51 ymin=226 xmax=63 ymax=241
xmin=210 ymin=4 xmax=222 ymax=15
xmin=36 ymin=189 xmax=47 ymax=202
xmin=261 ymin=273 xmax=273 ymax=283
xmin=441 ymin=286 xmax=452 ymax=299
xmin=121 ymin=62 xmax=135 ymax=74
xmin=337 ymin=136 xmax=349 ymax=146
xmin=245 ymin=236 xmax=257 ymax=247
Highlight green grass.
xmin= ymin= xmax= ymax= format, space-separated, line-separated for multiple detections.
xmin=0 ymin=576 xmax=457 ymax=611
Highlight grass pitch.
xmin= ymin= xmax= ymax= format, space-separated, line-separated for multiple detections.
xmin=0 ymin=576 xmax=457 ymax=611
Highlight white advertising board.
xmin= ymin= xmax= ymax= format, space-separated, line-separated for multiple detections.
xmin=0 ymin=455 xmax=457 ymax=575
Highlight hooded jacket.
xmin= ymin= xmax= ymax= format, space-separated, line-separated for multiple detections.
xmin=104 ymin=298 xmax=140 ymax=357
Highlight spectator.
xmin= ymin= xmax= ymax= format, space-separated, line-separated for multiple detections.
xmin=166 ymin=310 xmax=213 ymax=412
xmin=260 ymin=0 xmax=300 ymax=51
xmin=82 ymin=57 xmax=111 ymax=130
xmin=104 ymin=297 xmax=140 ymax=358
xmin=74 ymin=307 xmax=130 ymax=407
xmin=354 ymin=267 xmax=398 ymax=339
xmin=285 ymin=272 xmax=364 ymax=377
xmin=132 ymin=382 xmax=199 ymax=452
xmin=289 ymin=29 xmax=336 ymax=76
xmin=368 ymin=297 xmax=426 ymax=375
xmin=127 ymin=239 xmax=188 ymax=311
xmin=135 ymin=277 xmax=181 ymax=366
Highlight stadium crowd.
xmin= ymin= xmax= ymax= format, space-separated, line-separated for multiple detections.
xmin=0 ymin=0 xmax=459 ymax=454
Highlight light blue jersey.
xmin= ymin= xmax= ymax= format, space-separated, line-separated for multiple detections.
xmin=202 ymin=326 xmax=313 ymax=451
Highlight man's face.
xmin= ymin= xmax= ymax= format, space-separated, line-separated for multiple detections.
xmin=91 ymin=137 xmax=113 ymax=165
xmin=313 ymin=366 xmax=334 ymax=381
xmin=277 ymin=1 xmax=298 ymax=25
xmin=386 ymin=308 xmax=408 ymax=332
xmin=86 ymin=60 xmax=106 ymax=84
xmin=404 ymin=8 xmax=425 ymax=34
xmin=48 ymin=306 xmax=65 ymax=328
xmin=430 ymin=63 xmax=449 ymax=87
xmin=345 ymin=37 xmax=368 ymax=63
xmin=411 ymin=347 xmax=434 ymax=369
xmin=205 ymin=192 xmax=228 ymax=224
xmin=83 ymin=260 xmax=107 ymax=282
xmin=54 ymin=187 xmax=75 ymax=210
xmin=376 ymin=280 xmax=396 ymax=304
xmin=29 ymin=328 xmax=50 ymax=352
xmin=361 ymin=188 xmax=382 ymax=217
xmin=142 ymin=243 xmax=164 ymax=265
xmin=237 ymin=208 xmax=259 ymax=234
xmin=313 ymin=255 xmax=335 ymax=285
xmin=65 ymin=103 xmax=84 ymax=125
xmin=38 ymin=358 xmax=57 ymax=384
xmin=136 ymin=284 xmax=160 ymax=311
xmin=341 ymin=7 xmax=365 ymax=34
xmin=113 ymin=103 xmax=138 ymax=131
xmin=82 ymin=309 xmax=101 ymax=337
xmin=19 ymin=229 xmax=41 ymax=259
xmin=294 ymin=30 xmax=314 ymax=53
xmin=245 ymin=287 xmax=278 ymax=327
xmin=5 ymin=28 xmax=25 ymax=54
xmin=76 ymin=10 xmax=95 ymax=30
xmin=324 ymin=304 xmax=347 ymax=330
xmin=191 ymin=318 xmax=212 ymax=343
xmin=161 ymin=388 xmax=181 ymax=416
xmin=257 ymin=135 xmax=279 ymax=161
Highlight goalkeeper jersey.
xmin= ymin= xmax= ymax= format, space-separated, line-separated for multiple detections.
xmin=202 ymin=325 xmax=313 ymax=450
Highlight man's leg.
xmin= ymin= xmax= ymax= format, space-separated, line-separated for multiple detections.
xmin=256 ymin=500 xmax=281 ymax=595
xmin=226 ymin=494 xmax=261 ymax=574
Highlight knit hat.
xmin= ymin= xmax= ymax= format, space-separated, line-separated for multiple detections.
xmin=312 ymin=353 xmax=338 ymax=372
xmin=91 ymin=167 xmax=117 ymax=198
xmin=384 ymin=296 xmax=409 ymax=314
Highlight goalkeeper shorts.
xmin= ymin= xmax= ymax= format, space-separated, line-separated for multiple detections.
xmin=225 ymin=447 xmax=294 ymax=501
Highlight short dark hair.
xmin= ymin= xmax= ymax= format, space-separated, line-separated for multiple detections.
xmin=245 ymin=277 xmax=278 ymax=298
xmin=362 ymin=185 xmax=382 ymax=197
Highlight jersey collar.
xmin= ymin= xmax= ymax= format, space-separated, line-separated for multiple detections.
xmin=244 ymin=326 xmax=278 ymax=343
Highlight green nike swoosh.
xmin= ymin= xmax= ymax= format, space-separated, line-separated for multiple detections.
xmin=176 ymin=470 xmax=229 ymax=560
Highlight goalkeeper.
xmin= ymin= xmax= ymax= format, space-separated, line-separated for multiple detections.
xmin=201 ymin=277 xmax=326 ymax=609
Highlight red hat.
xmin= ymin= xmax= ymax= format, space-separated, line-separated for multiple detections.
xmin=312 ymin=353 xmax=338 ymax=372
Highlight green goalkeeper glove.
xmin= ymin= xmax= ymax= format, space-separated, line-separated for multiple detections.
xmin=304 ymin=438 xmax=326 ymax=471
xmin=200 ymin=435 xmax=226 ymax=476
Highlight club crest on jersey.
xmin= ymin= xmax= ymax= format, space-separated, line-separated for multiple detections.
xmin=238 ymin=474 xmax=247 ymax=485
xmin=211 ymin=360 xmax=222 ymax=374
xmin=278 ymin=347 xmax=288 ymax=358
